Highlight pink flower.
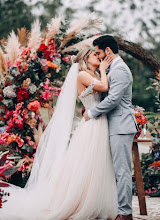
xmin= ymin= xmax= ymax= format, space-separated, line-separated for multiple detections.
xmin=41 ymin=59 xmax=48 ymax=73
xmin=13 ymin=112 xmax=19 ymax=120
xmin=21 ymin=109 xmax=29 ymax=119
xmin=15 ymin=102 xmax=24 ymax=110
xmin=53 ymin=92 xmax=59 ymax=97
xmin=26 ymin=136 xmax=31 ymax=141
xmin=28 ymin=141 xmax=37 ymax=149
xmin=15 ymin=117 xmax=23 ymax=128
xmin=17 ymin=138 xmax=24 ymax=147
xmin=0 ymin=132 xmax=9 ymax=146
xmin=22 ymin=47 xmax=31 ymax=56
xmin=42 ymin=90 xmax=51 ymax=100
xmin=27 ymin=101 xmax=40 ymax=111
xmin=7 ymin=60 xmax=11 ymax=68
xmin=52 ymin=87 xmax=59 ymax=92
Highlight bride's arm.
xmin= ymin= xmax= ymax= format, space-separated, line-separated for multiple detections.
xmin=77 ymin=56 xmax=113 ymax=92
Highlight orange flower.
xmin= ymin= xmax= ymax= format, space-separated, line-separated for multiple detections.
xmin=27 ymin=101 xmax=40 ymax=111
xmin=43 ymin=103 xmax=49 ymax=108
xmin=149 ymin=161 xmax=160 ymax=168
xmin=0 ymin=116 xmax=4 ymax=121
xmin=47 ymin=61 xmax=59 ymax=69
xmin=8 ymin=136 xmax=13 ymax=144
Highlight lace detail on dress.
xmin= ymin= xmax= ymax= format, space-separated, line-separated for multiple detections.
xmin=78 ymin=78 xmax=101 ymax=109
xmin=78 ymin=78 xmax=99 ymax=98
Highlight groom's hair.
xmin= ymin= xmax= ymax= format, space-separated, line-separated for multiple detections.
xmin=93 ymin=35 xmax=119 ymax=54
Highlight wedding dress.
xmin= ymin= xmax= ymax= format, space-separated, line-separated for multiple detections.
xmin=0 ymin=65 xmax=118 ymax=220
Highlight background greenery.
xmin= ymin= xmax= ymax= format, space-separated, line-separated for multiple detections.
xmin=0 ymin=0 xmax=160 ymax=112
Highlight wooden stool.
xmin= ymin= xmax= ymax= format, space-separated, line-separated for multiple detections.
xmin=132 ymin=138 xmax=152 ymax=215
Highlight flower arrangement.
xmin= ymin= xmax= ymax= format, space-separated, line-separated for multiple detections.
xmin=134 ymin=106 xmax=148 ymax=138
xmin=0 ymin=15 xmax=100 ymax=184
xmin=0 ymin=151 xmax=18 ymax=208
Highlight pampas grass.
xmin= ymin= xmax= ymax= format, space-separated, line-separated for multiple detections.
xmin=45 ymin=16 xmax=61 ymax=45
xmin=5 ymin=31 xmax=21 ymax=65
xmin=0 ymin=46 xmax=7 ymax=82
xmin=60 ymin=13 xmax=102 ymax=48
xmin=62 ymin=36 xmax=98 ymax=53
xmin=33 ymin=123 xmax=43 ymax=144
xmin=28 ymin=19 xmax=41 ymax=50
xmin=18 ymin=27 xmax=30 ymax=47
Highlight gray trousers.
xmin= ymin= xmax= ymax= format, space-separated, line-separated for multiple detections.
xmin=110 ymin=133 xmax=135 ymax=215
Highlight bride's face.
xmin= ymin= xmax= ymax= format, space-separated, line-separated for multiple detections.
xmin=87 ymin=51 xmax=100 ymax=68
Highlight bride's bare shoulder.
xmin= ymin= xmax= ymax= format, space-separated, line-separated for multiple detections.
xmin=77 ymin=71 xmax=92 ymax=81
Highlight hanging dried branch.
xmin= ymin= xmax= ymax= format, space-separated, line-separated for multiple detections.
xmin=17 ymin=27 xmax=30 ymax=47
xmin=62 ymin=36 xmax=97 ymax=53
xmin=115 ymin=36 xmax=160 ymax=79
xmin=60 ymin=14 xmax=102 ymax=48
xmin=45 ymin=16 xmax=61 ymax=45
xmin=5 ymin=31 xmax=21 ymax=65
xmin=28 ymin=19 xmax=41 ymax=50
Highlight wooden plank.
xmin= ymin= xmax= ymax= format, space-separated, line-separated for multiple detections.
xmin=133 ymin=138 xmax=152 ymax=143
xmin=132 ymin=141 xmax=147 ymax=215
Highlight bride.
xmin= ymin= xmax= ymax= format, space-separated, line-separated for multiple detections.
xmin=0 ymin=48 xmax=118 ymax=220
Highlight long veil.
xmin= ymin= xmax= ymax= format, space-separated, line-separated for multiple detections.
xmin=25 ymin=63 xmax=79 ymax=189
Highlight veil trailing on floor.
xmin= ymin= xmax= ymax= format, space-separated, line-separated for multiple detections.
xmin=24 ymin=63 xmax=79 ymax=189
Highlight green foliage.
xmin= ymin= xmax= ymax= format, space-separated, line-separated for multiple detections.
xmin=141 ymin=153 xmax=160 ymax=191
xmin=0 ymin=0 xmax=34 ymax=39
xmin=33 ymin=0 xmax=63 ymax=29
xmin=121 ymin=55 xmax=157 ymax=112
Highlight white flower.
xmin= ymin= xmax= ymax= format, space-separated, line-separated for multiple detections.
xmin=28 ymin=84 xmax=37 ymax=94
xmin=31 ymin=112 xmax=35 ymax=118
xmin=2 ymin=99 xmax=13 ymax=107
xmin=3 ymin=85 xmax=16 ymax=98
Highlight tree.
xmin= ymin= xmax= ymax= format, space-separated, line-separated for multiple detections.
xmin=0 ymin=0 xmax=34 ymax=39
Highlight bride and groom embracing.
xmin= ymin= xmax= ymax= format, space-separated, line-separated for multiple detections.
xmin=0 ymin=35 xmax=138 ymax=220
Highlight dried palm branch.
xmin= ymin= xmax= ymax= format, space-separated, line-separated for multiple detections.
xmin=28 ymin=19 xmax=41 ymax=50
xmin=5 ymin=31 xmax=21 ymax=65
xmin=0 ymin=46 xmax=8 ymax=79
xmin=17 ymin=27 xmax=30 ymax=47
xmin=60 ymin=13 xmax=102 ymax=48
xmin=33 ymin=123 xmax=43 ymax=144
xmin=45 ymin=16 xmax=61 ymax=45
xmin=114 ymin=36 xmax=160 ymax=78
xmin=62 ymin=35 xmax=98 ymax=53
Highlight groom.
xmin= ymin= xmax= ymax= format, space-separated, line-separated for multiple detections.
xmin=84 ymin=35 xmax=138 ymax=220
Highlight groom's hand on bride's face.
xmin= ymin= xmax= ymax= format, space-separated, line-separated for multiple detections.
xmin=84 ymin=109 xmax=90 ymax=121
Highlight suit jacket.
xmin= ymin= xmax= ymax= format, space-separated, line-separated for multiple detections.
xmin=90 ymin=56 xmax=138 ymax=136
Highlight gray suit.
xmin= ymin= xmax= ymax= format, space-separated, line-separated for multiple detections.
xmin=90 ymin=56 xmax=138 ymax=215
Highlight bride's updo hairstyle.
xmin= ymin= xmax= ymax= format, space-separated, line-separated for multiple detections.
xmin=73 ymin=47 xmax=99 ymax=78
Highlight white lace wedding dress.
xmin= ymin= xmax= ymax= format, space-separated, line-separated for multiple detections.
xmin=0 ymin=78 xmax=118 ymax=220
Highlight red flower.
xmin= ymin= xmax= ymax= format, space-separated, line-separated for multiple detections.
xmin=0 ymin=198 xmax=2 ymax=208
xmin=17 ymin=87 xmax=29 ymax=102
xmin=0 ymin=91 xmax=3 ymax=102
xmin=39 ymin=43 xmax=48 ymax=52
xmin=39 ymin=39 xmax=56 ymax=61
xmin=62 ymin=56 xmax=70 ymax=63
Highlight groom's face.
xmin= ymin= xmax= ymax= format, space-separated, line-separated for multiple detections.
xmin=95 ymin=45 xmax=106 ymax=60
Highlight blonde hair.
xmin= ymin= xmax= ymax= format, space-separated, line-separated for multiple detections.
xmin=74 ymin=48 xmax=99 ymax=79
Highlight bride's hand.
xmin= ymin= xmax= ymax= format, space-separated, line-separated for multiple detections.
xmin=99 ymin=55 xmax=113 ymax=72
